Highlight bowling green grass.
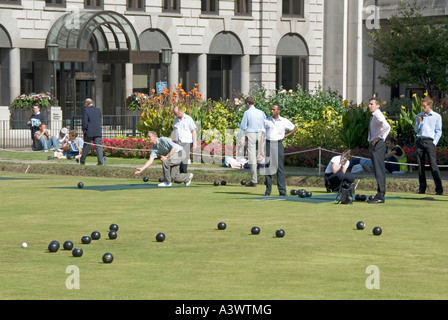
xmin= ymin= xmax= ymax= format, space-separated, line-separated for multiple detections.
xmin=1 ymin=171 xmax=448 ymax=300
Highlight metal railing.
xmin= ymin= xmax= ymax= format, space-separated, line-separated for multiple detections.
xmin=0 ymin=115 xmax=141 ymax=149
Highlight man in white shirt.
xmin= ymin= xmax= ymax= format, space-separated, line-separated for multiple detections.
xmin=367 ymin=97 xmax=391 ymax=204
xmin=173 ymin=107 xmax=197 ymax=173
xmin=262 ymin=104 xmax=297 ymax=196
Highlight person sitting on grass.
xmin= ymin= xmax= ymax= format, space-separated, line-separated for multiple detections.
xmin=34 ymin=123 xmax=61 ymax=152
xmin=385 ymin=137 xmax=407 ymax=174
xmin=54 ymin=130 xmax=83 ymax=160
xmin=324 ymin=150 xmax=355 ymax=192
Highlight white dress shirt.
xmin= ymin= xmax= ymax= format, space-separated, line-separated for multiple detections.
xmin=368 ymin=109 xmax=391 ymax=142
xmin=264 ymin=116 xmax=295 ymax=141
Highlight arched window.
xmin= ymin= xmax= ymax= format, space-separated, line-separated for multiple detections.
xmin=276 ymin=33 xmax=309 ymax=91
xmin=208 ymin=31 xmax=244 ymax=100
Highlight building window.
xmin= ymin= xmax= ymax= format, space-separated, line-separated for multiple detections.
xmin=282 ymin=0 xmax=304 ymax=18
xmin=163 ymin=0 xmax=180 ymax=12
xmin=45 ymin=0 xmax=66 ymax=7
xmin=0 ymin=0 xmax=21 ymax=4
xmin=235 ymin=0 xmax=250 ymax=15
xmin=127 ymin=0 xmax=145 ymax=11
xmin=201 ymin=0 xmax=218 ymax=14
xmin=276 ymin=56 xmax=308 ymax=91
xmin=85 ymin=0 xmax=103 ymax=9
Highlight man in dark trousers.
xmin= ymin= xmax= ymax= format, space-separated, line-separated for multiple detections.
xmin=79 ymin=98 xmax=104 ymax=165
xmin=367 ymin=97 xmax=391 ymax=204
xmin=414 ymin=96 xmax=443 ymax=195
xmin=262 ymin=104 xmax=297 ymax=196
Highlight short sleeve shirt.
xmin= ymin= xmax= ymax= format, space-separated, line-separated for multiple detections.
xmin=173 ymin=114 xmax=196 ymax=143
xmin=265 ymin=116 xmax=296 ymax=141
xmin=150 ymin=137 xmax=183 ymax=159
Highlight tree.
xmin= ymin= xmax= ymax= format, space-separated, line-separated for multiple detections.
xmin=367 ymin=0 xmax=448 ymax=98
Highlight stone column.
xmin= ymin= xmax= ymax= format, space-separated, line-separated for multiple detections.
xmin=9 ymin=48 xmax=20 ymax=102
xmin=197 ymin=53 xmax=207 ymax=100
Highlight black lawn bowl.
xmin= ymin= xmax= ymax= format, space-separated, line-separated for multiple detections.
xmin=72 ymin=248 xmax=83 ymax=257
xmin=221 ymin=180 xmax=227 ymax=186
xmin=81 ymin=236 xmax=92 ymax=244
xmin=91 ymin=231 xmax=101 ymax=240
xmin=48 ymin=241 xmax=59 ymax=253
xmin=290 ymin=189 xmax=297 ymax=196
xmin=109 ymin=224 xmax=119 ymax=231
xmin=240 ymin=180 xmax=247 ymax=186
xmin=158 ymin=177 xmax=164 ymax=183
xmin=108 ymin=230 xmax=117 ymax=240
xmin=143 ymin=177 xmax=149 ymax=182
xmin=305 ymin=191 xmax=312 ymax=198
xmin=156 ymin=232 xmax=166 ymax=242
xmin=275 ymin=229 xmax=285 ymax=238
xmin=63 ymin=241 xmax=74 ymax=250
xmin=102 ymin=252 xmax=114 ymax=264
xmin=77 ymin=182 xmax=84 ymax=189
xmin=251 ymin=227 xmax=260 ymax=235
xmin=214 ymin=181 xmax=220 ymax=186
xmin=356 ymin=221 xmax=365 ymax=230
xmin=297 ymin=190 xmax=307 ymax=198
xmin=372 ymin=227 xmax=382 ymax=236
xmin=217 ymin=222 xmax=227 ymax=230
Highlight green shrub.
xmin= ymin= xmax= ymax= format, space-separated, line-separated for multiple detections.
xmin=287 ymin=106 xmax=343 ymax=149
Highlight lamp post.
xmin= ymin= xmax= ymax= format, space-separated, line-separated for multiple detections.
xmin=47 ymin=44 xmax=59 ymax=106
xmin=161 ymin=48 xmax=172 ymax=87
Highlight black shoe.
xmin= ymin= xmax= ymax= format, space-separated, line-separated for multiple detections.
xmin=76 ymin=159 xmax=85 ymax=165
xmin=368 ymin=197 xmax=385 ymax=204
xmin=264 ymin=193 xmax=270 ymax=197
xmin=245 ymin=182 xmax=257 ymax=187
xmin=417 ymin=190 xmax=425 ymax=194
xmin=97 ymin=162 xmax=103 ymax=165
xmin=436 ymin=191 xmax=443 ymax=195
xmin=279 ymin=193 xmax=286 ymax=196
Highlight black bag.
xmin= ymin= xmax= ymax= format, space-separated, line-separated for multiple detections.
xmin=335 ymin=182 xmax=354 ymax=205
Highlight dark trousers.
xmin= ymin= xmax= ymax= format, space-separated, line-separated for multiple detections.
xmin=264 ymin=140 xmax=286 ymax=195
xmin=81 ymin=136 xmax=103 ymax=164
xmin=385 ymin=157 xmax=400 ymax=173
xmin=416 ymin=138 xmax=443 ymax=194
xmin=179 ymin=142 xmax=192 ymax=174
xmin=325 ymin=171 xmax=355 ymax=191
xmin=370 ymin=139 xmax=387 ymax=198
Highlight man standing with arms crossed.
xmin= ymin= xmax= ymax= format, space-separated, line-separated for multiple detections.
xmin=262 ymin=104 xmax=297 ymax=196
xmin=414 ymin=96 xmax=443 ymax=195
xmin=238 ymin=97 xmax=266 ymax=187
xmin=173 ymin=106 xmax=197 ymax=174
xmin=367 ymin=97 xmax=391 ymax=204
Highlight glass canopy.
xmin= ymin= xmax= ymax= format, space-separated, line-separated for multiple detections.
xmin=46 ymin=10 xmax=139 ymax=51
